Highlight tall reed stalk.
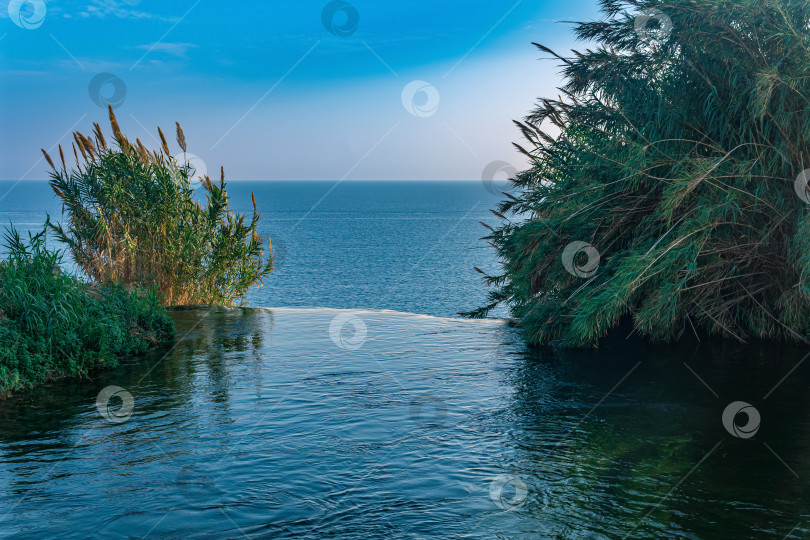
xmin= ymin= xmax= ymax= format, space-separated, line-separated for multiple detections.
xmin=43 ymin=107 xmax=274 ymax=306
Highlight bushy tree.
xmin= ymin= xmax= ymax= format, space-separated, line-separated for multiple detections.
xmin=42 ymin=106 xmax=274 ymax=306
xmin=469 ymin=0 xmax=810 ymax=346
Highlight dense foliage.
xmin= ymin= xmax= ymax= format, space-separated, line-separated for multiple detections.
xmin=0 ymin=228 xmax=174 ymax=395
xmin=470 ymin=0 xmax=810 ymax=346
xmin=43 ymin=106 xmax=274 ymax=306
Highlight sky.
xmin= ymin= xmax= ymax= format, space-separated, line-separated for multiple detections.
xmin=0 ymin=0 xmax=600 ymax=181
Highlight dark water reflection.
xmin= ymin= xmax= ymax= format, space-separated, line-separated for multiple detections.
xmin=0 ymin=307 xmax=809 ymax=539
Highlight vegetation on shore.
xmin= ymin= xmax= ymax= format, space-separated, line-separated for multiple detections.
xmin=469 ymin=0 xmax=810 ymax=346
xmin=43 ymin=106 xmax=274 ymax=306
xmin=1 ymin=107 xmax=277 ymax=395
xmin=0 ymin=228 xmax=174 ymax=396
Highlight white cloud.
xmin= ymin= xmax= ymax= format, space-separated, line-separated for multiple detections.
xmin=135 ymin=42 xmax=197 ymax=58
xmin=58 ymin=0 xmax=176 ymax=21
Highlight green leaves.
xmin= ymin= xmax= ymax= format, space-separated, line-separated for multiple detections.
xmin=471 ymin=0 xmax=810 ymax=346
xmin=46 ymin=110 xmax=274 ymax=307
xmin=0 ymin=227 xmax=175 ymax=395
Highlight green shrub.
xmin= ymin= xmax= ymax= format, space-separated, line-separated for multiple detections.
xmin=0 ymin=227 xmax=175 ymax=396
xmin=43 ymin=106 xmax=274 ymax=306
xmin=469 ymin=0 xmax=810 ymax=347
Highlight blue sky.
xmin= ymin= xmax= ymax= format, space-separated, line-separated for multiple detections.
xmin=0 ymin=0 xmax=599 ymax=180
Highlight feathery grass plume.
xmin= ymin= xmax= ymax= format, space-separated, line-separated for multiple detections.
xmin=79 ymin=132 xmax=95 ymax=156
xmin=135 ymin=138 xmax=150 ymax=163
xmin=157 ymin=126 xmax=170 ymax=155
xmin=466 ymin=0 xmax=810 ymax=347
xmin=107 ymin=105 xmax=129 ymax=152
xmin=40 ymin=149 xmax=55 ymax=170
xmin=81 ymin=137 xmax=95 ymax=161
xmin=92 ymin=122 xmax=107 ymax=150
xmin=176 ymin=122 xmax=186 ymax=152
xmin=46 ymin=114 xmax=274 ymax=306
xmin=200 ymin=175 xmax=212 ymax=192
xmin=58 ymin=145 xmax=66 ymax=169
xmin=74 ymin=133 xmax=88 ymax=161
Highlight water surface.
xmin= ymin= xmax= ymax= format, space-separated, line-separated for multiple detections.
xmin=1 ymin=307 xmax=809 ymax=538
xmin=0 ymin=180 xmax=507 ymax=317
xmin=2 ymin=180 xmax=809 ymax=538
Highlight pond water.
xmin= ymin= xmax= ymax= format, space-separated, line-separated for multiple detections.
xmin=1 ymin=307 xmax=809 ymax=539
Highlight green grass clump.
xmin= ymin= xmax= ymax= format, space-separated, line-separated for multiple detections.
xmin=469 ymin=0 xmax=810 ymax=347
xmin=0 ymin=227 xmax=175 ymax=396
xmin=43 ymin=106 xmax=274 ymax=307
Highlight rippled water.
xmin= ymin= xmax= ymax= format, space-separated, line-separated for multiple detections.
xmin=2 ymin=307 xmax=810 ymax=539
xmin=0 ymin=180 xmax=508 ymax=317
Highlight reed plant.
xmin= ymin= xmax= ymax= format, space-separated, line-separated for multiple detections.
xmin=0 ymin=227 xmax=174 ymax=395
xmin=468 ymin=0 xmax=810 ymax=346
xmin=42 ymin=106 xmax=273 ymax=306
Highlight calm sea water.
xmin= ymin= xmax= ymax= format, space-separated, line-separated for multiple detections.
xmin=1 ymin=181 xmax=810 ymax=539
xmin=0 ymin=180 xmax=508 ymax=317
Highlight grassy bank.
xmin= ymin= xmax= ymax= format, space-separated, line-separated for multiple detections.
xmin=0 ymin=228 xmax=174 ymax=397
xmin=0 ymin=108 xmax=277 ymax=396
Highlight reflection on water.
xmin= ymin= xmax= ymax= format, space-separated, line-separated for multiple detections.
xmin=0 ymin=307 xmax=809 ymax=539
